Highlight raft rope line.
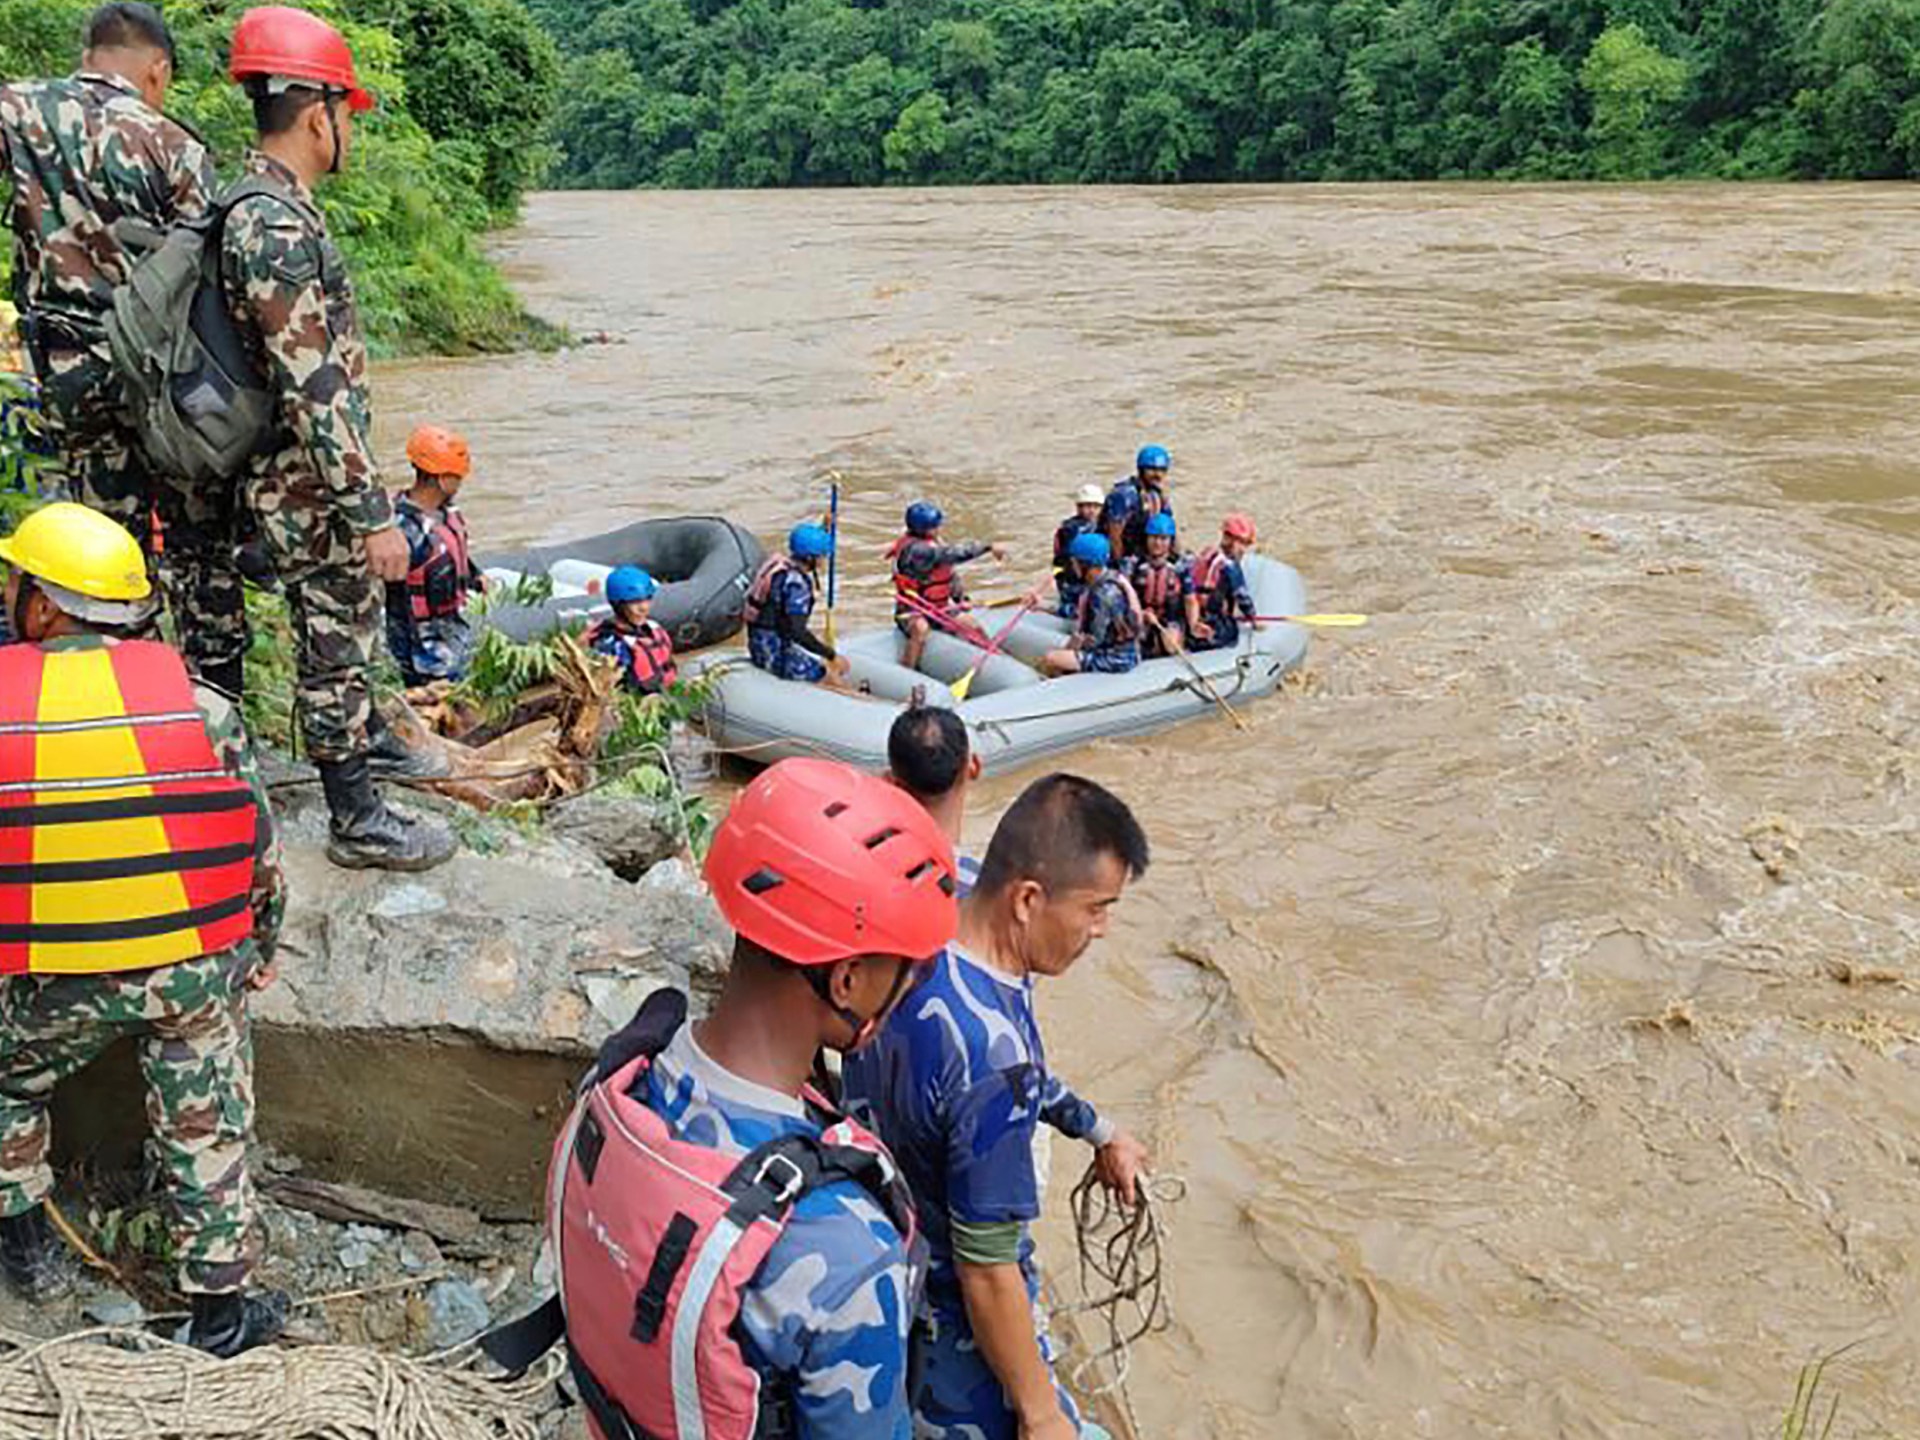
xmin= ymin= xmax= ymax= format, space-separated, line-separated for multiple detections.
xmin=1052 ymin=1163 xmax=1187 ymax=1436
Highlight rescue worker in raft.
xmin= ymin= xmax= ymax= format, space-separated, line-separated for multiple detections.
xmin=586 ymin=564 xmax=677 ymax=695
xmin=843 ymin=773 xmax=1153 ymax=1440
xmin=385 ymin=423 xmax=483 ymax=687
xmin=744 ymin=521 xmax=849 ymax=685
xmin=1102 ymin=444 xmax=1173 ymax=563
xmin=537 ymin=758 xmax=958 ymax=1440
xmin=1127 ymin=511 xmax=1189 ymax=657
xmin=1052 ymin=483 xmax=1106 ymax=617
xmin=1186 ymin=512 xmax=1261 ymax=652
xmin=890 ymin=501 xmax=1003 ymax=673
xmin=0 ymin=503 xmax=289 ymax=1357
xmin=1040 ymin=532 xmax=1141 ymax=677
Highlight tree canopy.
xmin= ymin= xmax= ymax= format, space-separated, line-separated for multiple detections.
xmin=527 ymin=0 xmax=1920 ymax=187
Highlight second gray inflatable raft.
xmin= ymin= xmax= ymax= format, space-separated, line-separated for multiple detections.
xmin=699 ymin=554 xmax=1310 ymax=772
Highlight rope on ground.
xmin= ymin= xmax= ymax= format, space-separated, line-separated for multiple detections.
xmin=1052 ymin=1164 xmax=1186 ymax=1433
xmin=0 ymin=1322 xmax=565 ymax=1440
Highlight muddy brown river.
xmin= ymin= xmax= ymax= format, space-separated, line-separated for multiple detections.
xmin=380 ymin=185 xmax=1919 ymax=1438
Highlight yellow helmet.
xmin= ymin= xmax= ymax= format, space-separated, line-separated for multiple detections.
xmin=0 ymin=502 xmax=152 ymax=601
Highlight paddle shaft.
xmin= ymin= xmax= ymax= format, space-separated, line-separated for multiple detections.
xmin=952 ymin=590 xmax=1045 ymax=697
xmin=824 ymin=479 xmax=840 ymax=647
xmin=895 ymin=587 xmax=994 ymax=648
xmin=1148 ymin=615 xmax=1247 ymax=730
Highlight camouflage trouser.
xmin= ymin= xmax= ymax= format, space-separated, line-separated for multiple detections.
xmin=155 ymin=475 xmax=248 ymax=689
xmin=248 ymin=472 xmax=377 ymax=763
xmin=35 ymin=341 xmax=153 ymax=544
xmin=0 ymin=946 xmax=261 ymax=1294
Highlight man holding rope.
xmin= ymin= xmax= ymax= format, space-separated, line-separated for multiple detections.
xmin=844 ymin=773 xmax=1152 ymax=1440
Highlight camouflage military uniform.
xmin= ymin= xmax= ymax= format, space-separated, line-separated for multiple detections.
xmin=0 ymin=636 xmax=285 ymax=1294
xmin=221 ymin=152 xmax=392 ymax=763
xmin=0 ymin=75 xmax=241 ymax=667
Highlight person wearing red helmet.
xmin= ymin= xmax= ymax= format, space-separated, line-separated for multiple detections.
xmin=219 ymin=7 xmax=453 ymax=871
xmin=385 ymin=423 xmax=483 ymax=686
xmin=529 ymin=758 xmax=958 ymax=1440
xmin=1186 ymin=513 xmax=1261 ymax=652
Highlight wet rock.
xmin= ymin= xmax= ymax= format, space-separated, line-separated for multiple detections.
xmin=336 ymin=1237 xmax=374 ymax=1271
xmin=424 ymin=1279 xmax=491 ymax=1349
xmin=81 ymin=1289 xmax=144 ymax=1328
xmin=545 ymin=794 xmax=682 ymax=881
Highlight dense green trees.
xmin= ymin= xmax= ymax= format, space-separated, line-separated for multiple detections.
xmin=1 ymin=0 xmax=559 ymax=353
xmin=529 ymin=0 xmax=1920 ymax=186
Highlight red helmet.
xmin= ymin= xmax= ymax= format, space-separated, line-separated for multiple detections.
xmin=229 ymin=6 xmax=374 ymax=113
xmin=1222 ymin=513 xmax=1258 ymax=544
xmin=704 ymin=758 xmax=958 ymax=967
xmin=406 ymin=424 xmax=471 ymax=479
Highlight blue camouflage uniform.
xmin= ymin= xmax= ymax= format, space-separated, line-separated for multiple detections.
xmin=1077 ymin=575 xmax=1141 ymax=675
xmin=383 ymin=492 xmax=477 ymax=686
xmin=639 ymin=1021 xmax=920 ymax=1439
xmin=748 ymin=564 xmax=830 ymax=683
xmin=1192 ymin=551 xmax=1256 ymax=651
xmin=1100 ymin=479 xmax=1173 ymax=562
xmin=842 ymin=944 xmax=1114 ymax=1440
xmin=1052 ymin=515 xmax=1097 ymax=619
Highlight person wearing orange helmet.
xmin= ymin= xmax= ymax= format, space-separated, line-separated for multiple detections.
xmin=1185 ymin=513 xmax=1261 ymax=652
xmin=526 ymin=758 xmax=958 ymax=1440
xmin=219 ymin=7 xmax=453 ymax=871
xmin=385 ymin=423 xmax=483 ymax=686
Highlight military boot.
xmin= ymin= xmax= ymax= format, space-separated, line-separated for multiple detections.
xmin=364 ymin=711 xmax=451 ymax=781
xmin=186 ymin=1287 xmax=290 ymax=1358
xmin=318 ymin=755 xmax=456 ymax=872
xmin=0 ymin=1205 xmax=77 ymax=1302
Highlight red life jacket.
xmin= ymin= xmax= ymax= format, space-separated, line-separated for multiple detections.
xmin=1190 ymin=545 xmax=1234 ymax=614
xmin=0 ymin=640 xmax=258 ymax=975
xmin=588 ymin=617 xmax=677 ymax=693
xmin=1130 ymin=556 xmax=1184 ymax=621
xmin=741 ymin=554 xmax=800 ymax=630
xmin=542 ymin=989 xmax=919 ymax=1440
xmin=888 ymin=535 xmax=960 ymax=611
xmin=400 ymin=499 xmax=475 ymax=621
xmin=1076 ymin=570 xmax=1143 ymax=646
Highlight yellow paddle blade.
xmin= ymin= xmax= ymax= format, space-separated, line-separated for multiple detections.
xmin=1284 ymin=613 xmax=1368 ymax=627
xmin=950 ymin=667 xmax=978 ymax=700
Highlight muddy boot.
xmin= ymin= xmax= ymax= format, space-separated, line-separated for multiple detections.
xmin=0 ymin=1206 xmax=77 ymax=1302
xmin=186 ymin=1288 xmax=290 ymax=1358
xmin=364 ymin=711 xmax=451 ymax=781
xmin=318 ymin=756 xmax=456 ymax=872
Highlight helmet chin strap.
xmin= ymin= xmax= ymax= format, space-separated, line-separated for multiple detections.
xmin=324 ymin=93 xmax=343 ymax=175
xmin=807 ymin=960 xmax=914 ymax=1051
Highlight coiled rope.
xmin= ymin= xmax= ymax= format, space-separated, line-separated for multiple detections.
xmin=1052 ymin=1164 xmax=1186 ymax=1435
xmin=0 ymin=1323 xmax=563 ymax=1440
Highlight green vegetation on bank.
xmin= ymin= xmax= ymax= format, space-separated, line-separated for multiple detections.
xmin=529 ymin=0 xmax=1920 ymax=187
xmin=0 ymin=0 xmax=560 ymax=355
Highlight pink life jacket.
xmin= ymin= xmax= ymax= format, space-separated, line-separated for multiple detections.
xmin=399 ymin=498 xmax=475 ymax=621
xmin=540 ymin=988 xmax=919 ymax=1440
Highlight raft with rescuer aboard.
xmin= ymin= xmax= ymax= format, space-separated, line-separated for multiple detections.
xmin=477 ymin=516 xmax=765 ymax=651
xmin=699 ymin=553 xmax=1310 ymax=771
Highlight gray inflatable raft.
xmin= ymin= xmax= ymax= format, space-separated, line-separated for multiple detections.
xmin=699 ymin=554 xmax=1310 ymax=772
xmin=477 ymin=517 xmax=765 ymax=650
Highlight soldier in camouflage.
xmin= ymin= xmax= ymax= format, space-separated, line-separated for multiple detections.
xmin=219 ymin=6 xmax=452 ymax=872
xmin=0 ymin=4 xmax=250 ymax=688
xmin=0 ymin=503 xmax=289 ymax=1358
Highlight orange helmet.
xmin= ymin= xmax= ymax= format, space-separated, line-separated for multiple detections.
xmin=406 ymin=424 xmax=471 ymax=479
xmin=229 ymin=6 xmax=374 ymax=113
xmin=1222 ymin=513 xmax=1257 ymax=544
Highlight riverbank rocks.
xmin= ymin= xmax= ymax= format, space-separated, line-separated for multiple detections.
xmin=54 ymin=779 xmax=732 ymax=1219
xmin=543 ymin=793 xmax=684 ymax=880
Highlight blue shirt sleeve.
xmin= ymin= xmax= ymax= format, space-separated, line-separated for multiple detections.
xmin=738 ymin=1198 xmax=917 ymax=1440
xmin=1037 ymin=1073 xmax=1103 ymax=1142
xmin=945 ymin=1067 xmax=1042 ymax=1227
xmin=779 ymin=570 xmax=814 ymax=616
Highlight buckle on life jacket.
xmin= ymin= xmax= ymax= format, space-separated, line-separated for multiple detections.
xmin=750 ymin=1152 xmax=806 ymax=1208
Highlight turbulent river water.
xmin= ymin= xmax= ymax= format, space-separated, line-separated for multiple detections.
xmin=381 ymin=186 xmax=1919 ymax=1438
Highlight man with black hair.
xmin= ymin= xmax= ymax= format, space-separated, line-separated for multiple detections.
xmin=843 ymin=773 xmax=1154 ymax=1440
xmin=885 ymin=702 xmax=979 ymax=874
xmin=219 ymin=6 xmax=453 ymax=873
xmin=0 ymin=3 xmax=213 ymax=542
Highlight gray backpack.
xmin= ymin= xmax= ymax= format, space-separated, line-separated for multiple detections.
xmin=105 ymin=177 xmax=282 ymax=486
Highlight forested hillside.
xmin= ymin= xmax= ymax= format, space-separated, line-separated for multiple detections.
xmin=1 ymin=0 xmax=559 ymax=354
xmin=529 ymin=0 xmax=1920 ymax=187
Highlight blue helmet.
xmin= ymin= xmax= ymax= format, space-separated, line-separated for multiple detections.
xmin=606 ymin=565 xmax=657 ymax=604
xmin=789 ymin=522 xmax=834 ymax=560
xmin=904 ymin=501 xmax=944 ymax=536
xmin=1068 ymin=531 xmax=1111 ymax=568
xmin=1144 ymin=512 xmax=1177 ymax=539
xmin=1136 ymin=444 xmax=1171 ymax=473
